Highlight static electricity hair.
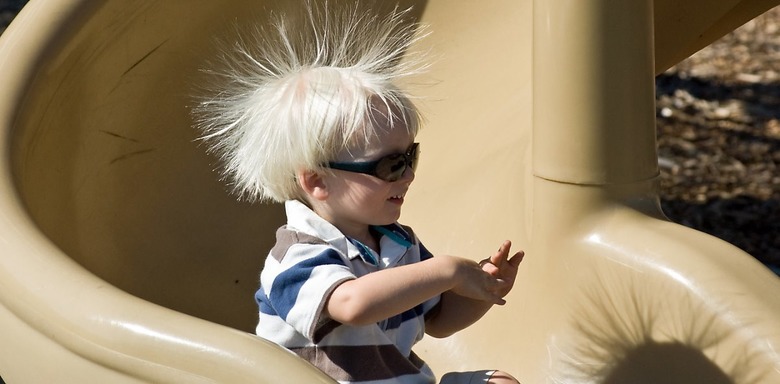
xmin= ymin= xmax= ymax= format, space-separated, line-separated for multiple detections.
xmin=193 ymin=2 xmax=429 ymax=203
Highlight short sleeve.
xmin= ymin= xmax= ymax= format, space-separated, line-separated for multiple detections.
xmin=261 ymin=244 xmax=355 ymax=340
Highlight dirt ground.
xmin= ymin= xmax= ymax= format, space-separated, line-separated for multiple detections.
xmin=1 ymin=2 xmax=778 ymax=272
xmin=658 ymin=7 xmax=780 ymax=271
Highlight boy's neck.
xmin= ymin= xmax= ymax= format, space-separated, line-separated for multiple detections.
xmin=305 ymin=200 xmax=381 ymax=252
xmin=347 ymin=227 xmax=381 ymax=254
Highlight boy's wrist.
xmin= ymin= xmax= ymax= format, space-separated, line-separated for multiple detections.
xmin=432 ymin=255 xmax=464 ymax=290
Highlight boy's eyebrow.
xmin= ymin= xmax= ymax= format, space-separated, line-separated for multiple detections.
xmin=364 ymin=142 xmax=416 ymax=161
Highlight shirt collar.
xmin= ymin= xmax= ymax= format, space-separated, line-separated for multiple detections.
xmin=285 ymin=200 xmax=413 ymax=267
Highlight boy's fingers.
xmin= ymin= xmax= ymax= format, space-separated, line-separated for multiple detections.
xmin=509 ymin=250 xmax=525 ymax=267
xmin=490 ymin=240 xmax=512 ymax=264
xmin=481 ymin=262 xmax=500 ymax=275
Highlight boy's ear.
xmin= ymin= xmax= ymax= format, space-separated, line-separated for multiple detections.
xmin=297 ymin=170 xmax=329 ymax=201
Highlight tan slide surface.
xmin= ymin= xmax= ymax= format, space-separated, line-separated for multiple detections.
xmin=1 ymin=1 xmax=779 ymax=382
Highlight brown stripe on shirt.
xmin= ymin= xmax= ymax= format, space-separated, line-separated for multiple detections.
xmin=270 ymin=226 xmax=328 ymax=262
xmin=292 ymin=344 xmax=427 ymax=382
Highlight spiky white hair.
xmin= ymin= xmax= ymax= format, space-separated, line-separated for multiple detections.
xmin=194 ymin=2 xmax=429 ymax=203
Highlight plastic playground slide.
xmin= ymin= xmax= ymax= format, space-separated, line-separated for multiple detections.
xmin=1 ymin=0 xmax=779 ymax=382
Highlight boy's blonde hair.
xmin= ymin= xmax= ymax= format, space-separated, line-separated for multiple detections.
xmin=194 ymin=2 xmax=429 ymax=202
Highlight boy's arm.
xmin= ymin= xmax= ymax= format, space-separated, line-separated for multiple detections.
xmin=424 ymin=292 xmax=493 ymax=338
xmin=425 ymin=241 xmax=524 ymax=338
xmin=325 ymin=255 xmax=508 ymax=326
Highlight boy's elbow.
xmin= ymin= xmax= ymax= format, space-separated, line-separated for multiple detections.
xmin=425 ymin=327 xmax=456 ymax=338
xmin=331 ymin=307 xmax=375 ymax=326
xmin=326 ymin=290 xmax=375 ymax=326
xmin=424 ymin=316 xmax=458 ymax=338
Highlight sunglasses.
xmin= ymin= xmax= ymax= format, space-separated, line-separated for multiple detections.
xmin=328 ymin=142 xmax=419 ymax=182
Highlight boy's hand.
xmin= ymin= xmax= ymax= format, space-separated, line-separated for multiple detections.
xmin=478 ymin=240 xmax=524 ymax=298
xmin=445 ymin=256 xmax=512 ymax=305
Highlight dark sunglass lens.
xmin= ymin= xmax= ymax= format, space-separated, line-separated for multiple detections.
xmin=408 ymin=145 xmax=419 ymax=172
xmin=375 ymin=155 xmax=406 ymax=181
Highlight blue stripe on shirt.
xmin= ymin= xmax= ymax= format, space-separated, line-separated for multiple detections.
xmin=269 ymin=248 xmax=347 ymax=321
xmin=419 ymin=241 xmax=433 ymax=261
xmin=255 ymin=286 xmax=276 ymax=315
xmin=383 ymin=303 xmax=426 ymax=330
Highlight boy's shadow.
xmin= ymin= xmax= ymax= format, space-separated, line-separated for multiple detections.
xmin=603 ymin=342 xmax=732 ymax=384
xmin=559 ymin=271 xmax=768 ymax=384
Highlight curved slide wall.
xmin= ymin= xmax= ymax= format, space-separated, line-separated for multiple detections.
xmin=0 ymin=1 xmax=779 ymax=383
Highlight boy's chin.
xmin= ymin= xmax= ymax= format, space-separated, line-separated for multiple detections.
xmin=373 ymin=219 xmax=398 ymax=226
xmin=374 ymin=213 xmax=401 ymax=226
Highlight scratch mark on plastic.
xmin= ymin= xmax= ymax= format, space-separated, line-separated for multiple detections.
xmin=99 ymin=130 xmax=140 ymax=143
xmin=122 ymin=39 xmax=169 ymax=76
xmin=110 ymin=149 xmax=155 ymax=164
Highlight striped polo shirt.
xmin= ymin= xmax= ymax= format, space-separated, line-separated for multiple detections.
xmin=256 ymin=200 xmax=441 ymax=383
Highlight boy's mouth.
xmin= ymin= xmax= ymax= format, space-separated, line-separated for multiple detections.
xmin=388 ymin=193 xmax=406 ymax=203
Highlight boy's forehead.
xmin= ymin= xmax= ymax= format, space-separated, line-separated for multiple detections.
xmin=331 ymin=94 xmax=416 ymax=161
xmin=338 ymin=120 xmax=413 ymax=161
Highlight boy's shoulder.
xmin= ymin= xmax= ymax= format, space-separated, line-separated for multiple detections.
xmin=269 ymin=225 xmax=328 ymax=261
xmin=275 ymin=225 xmax=327 ymax=245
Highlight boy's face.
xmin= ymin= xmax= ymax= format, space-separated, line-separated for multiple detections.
xmin=317 ymin=102 xmax=416 ymax=237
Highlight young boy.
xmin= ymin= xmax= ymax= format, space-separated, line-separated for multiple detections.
xmin=195 ymin=3 xmax=523 ymax=383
